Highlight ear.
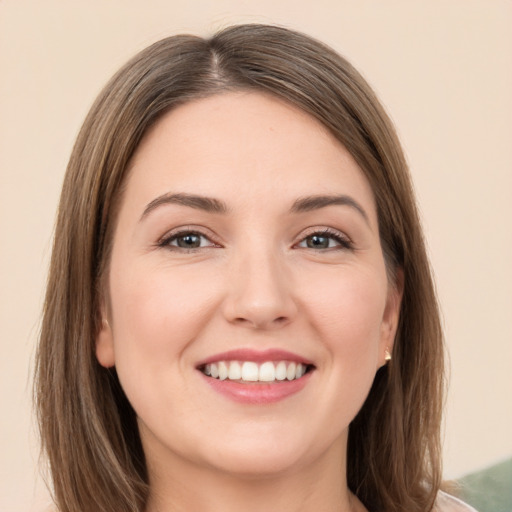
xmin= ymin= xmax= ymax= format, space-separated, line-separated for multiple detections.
xmin=379 ymin=268 xmax=404 ymax=367
xmin=95 ymin=316 xmax=116 ymax=368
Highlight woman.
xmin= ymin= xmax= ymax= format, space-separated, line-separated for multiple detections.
xmin=35 ymin=24 xmax=476 ymax=512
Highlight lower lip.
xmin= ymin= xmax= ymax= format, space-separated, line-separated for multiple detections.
xmin=201 ymin=372 xmax=313 ymax=404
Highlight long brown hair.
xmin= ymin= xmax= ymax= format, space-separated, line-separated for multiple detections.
xmin=35 ymin=24 xmax=444 ymax=512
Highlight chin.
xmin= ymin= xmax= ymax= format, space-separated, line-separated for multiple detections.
xmin=204 ymin=445 xmax=310 ymax=479
xmin=198 ymin=425 xmax=342 ymax=480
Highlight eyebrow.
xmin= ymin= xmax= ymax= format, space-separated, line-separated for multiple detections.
xmin=140 ymin=192 xmax=369 ymax=225
xmin=291 ymin=194 xmax=370 ymax=224
xmin=140 ymin=192 xmax=229 ymax=220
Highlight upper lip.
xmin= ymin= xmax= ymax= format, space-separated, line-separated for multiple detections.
xmin=196 ymin=348 xmax=314 ymax=368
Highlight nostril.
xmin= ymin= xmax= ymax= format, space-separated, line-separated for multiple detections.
xmin=232 ymin=315 xmax=289 ymax=328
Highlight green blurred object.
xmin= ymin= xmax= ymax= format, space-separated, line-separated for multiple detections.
xmin=458 ymin=458 xmax=512 ymax=512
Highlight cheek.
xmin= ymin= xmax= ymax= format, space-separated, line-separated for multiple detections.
xmin=308 ymin=268 xmax=387 ymax=337
xmin=289 ymin=267 xmax=389 ymax=445
xmin=107 ymin=261 xmax=220 ymax=384
xmin=300 ymin=265 xmax=388 ymax=377
xmin=112 ymin=260 xmax=213 ymax=333
xmin=106 ymin=260 xmax=226 ymax=444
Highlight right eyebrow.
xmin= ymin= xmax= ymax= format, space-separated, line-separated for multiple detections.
xmin=140 ymin=192 xmax=229 ymax=221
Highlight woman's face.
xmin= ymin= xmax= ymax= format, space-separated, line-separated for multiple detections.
xmin=96 ymin=92 xmax=401 ymax=478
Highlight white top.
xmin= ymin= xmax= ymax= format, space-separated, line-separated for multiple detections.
xmin=436 ymin=491 xmax=478 ymax=511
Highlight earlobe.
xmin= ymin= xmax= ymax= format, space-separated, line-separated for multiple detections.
xmin=380 ymin=268 xmax=404 ymax=366
xmin=95 ymin=318 xmax=116 ymax=368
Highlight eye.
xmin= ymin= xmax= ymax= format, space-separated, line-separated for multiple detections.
xmin=159 ymin=230 xmax=218 ymax=250
xmin=296 ymin=229 xmax=352 ymax=250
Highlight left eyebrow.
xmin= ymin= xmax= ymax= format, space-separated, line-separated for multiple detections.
xmin=290 ymin=194 xmax=370 ymax=225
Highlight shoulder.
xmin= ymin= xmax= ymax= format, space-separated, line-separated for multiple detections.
xmin=435 ymin=491 xmax=478 ymax=512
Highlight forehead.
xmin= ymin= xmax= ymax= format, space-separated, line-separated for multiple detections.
xmin=124 ymin=91 xmax=376 ymax=218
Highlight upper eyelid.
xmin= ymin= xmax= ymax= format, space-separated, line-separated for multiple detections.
xmin=157 ymin=226 xmax=222 ymax=246
xmin=293 ymin=227 xmax=354 ymax=251
xmin=296 ymin=226 xmax=351 ymax=242
xmin=167 ymin=232 xmax=212 ymax=245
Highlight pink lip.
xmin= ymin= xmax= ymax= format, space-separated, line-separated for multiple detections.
xmin=196 ymin=348 xmax=314 ymax=367
xmin=196 ymin=349 xmax=315 ymax=404
xmin=201 ymin=371 xmax=313 ymax=404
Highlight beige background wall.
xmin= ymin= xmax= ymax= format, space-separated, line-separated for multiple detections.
xmin=1 ymin=1 xmax=511 ymax=510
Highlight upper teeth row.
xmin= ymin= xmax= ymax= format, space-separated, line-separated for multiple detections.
xmin=203 ymin=361 xmax=308 ymax=382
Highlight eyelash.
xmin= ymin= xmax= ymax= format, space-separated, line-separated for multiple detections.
xmin=157 ymin=227 xmax=353 ymax=252
xmin=157 ymin=229 xmax=220 ymax=252
xmin=297 ymin=228 xmax=353 ymax=251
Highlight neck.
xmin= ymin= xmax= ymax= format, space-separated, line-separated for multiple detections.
xmin=144 ymin=436 xmax=365 ymax=512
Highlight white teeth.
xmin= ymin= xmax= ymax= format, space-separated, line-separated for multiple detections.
xmin=275 ymin=361 xmax=287 ymax=381
xmin=259 ymin=361 xmax=275 ymax=382
xmin=286 ymin=362 xmax=296 ymax=381
xmin=228 ymin=361 xmax=241 ymax=380
xmin=241 ymin=362 xmax=259 ymax=381
xmin=218 ymin=361 xmax=228 ymax=380
xmin=202 ymin=360 xmax=309 ymax=382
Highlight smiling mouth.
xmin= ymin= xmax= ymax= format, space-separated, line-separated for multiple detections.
xmin=199 ymin=360 xmax=314 ymax=383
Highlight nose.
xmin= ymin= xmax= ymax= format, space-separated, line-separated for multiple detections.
xmin=222 ymin=248 xmax=298 ymax=330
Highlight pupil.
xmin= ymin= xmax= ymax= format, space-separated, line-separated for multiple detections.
xmin=177 ymin=234 xmax=200 ymax=248
xmin=308 ymin=235 xmax=329 ymax=249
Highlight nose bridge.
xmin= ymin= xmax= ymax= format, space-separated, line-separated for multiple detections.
xmin=224 ymin=239 xmax=296 ymax=329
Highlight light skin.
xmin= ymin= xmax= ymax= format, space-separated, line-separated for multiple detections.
xmin=96 ymin=92 xmax=402 ymax=512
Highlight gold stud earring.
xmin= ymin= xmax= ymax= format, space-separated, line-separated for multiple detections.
xmin=384 ymin=348 xmax=392 ymax=362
